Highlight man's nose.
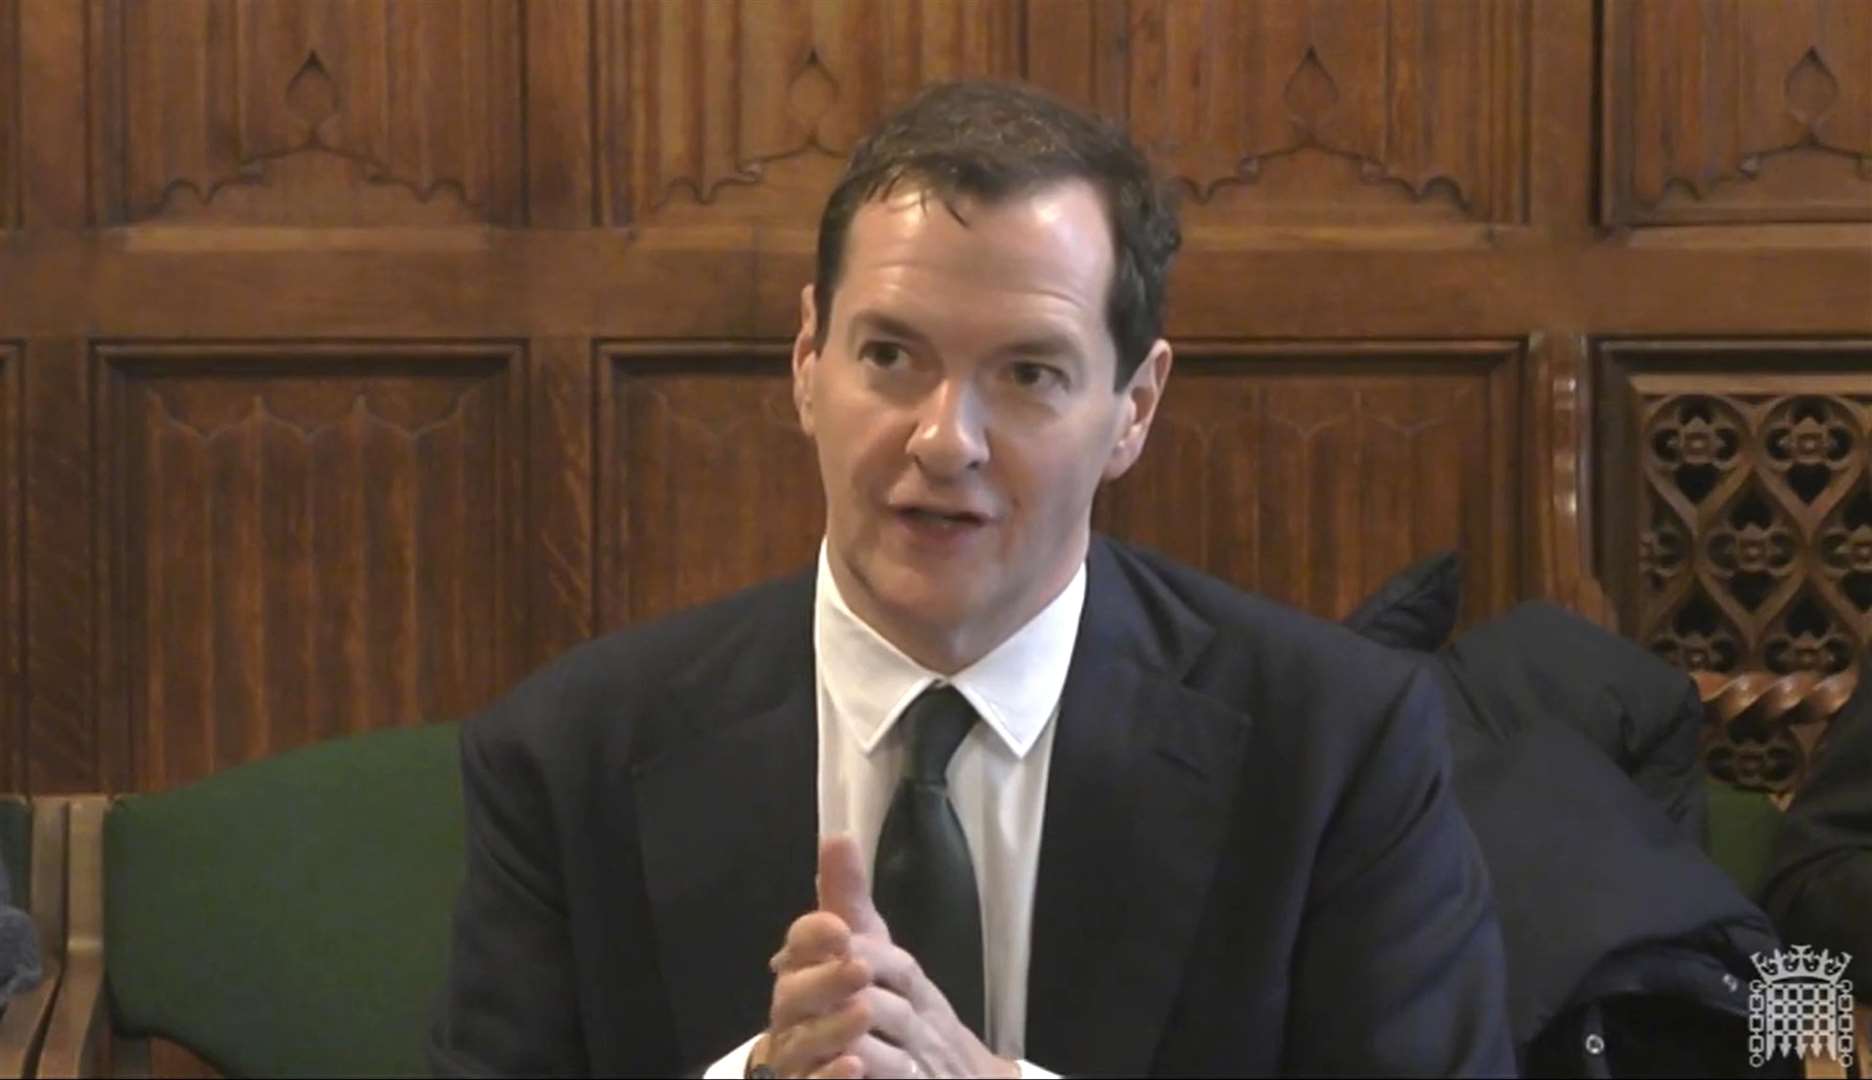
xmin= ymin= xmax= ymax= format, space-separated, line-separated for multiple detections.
xmin=908 ymin=379 xmax=989 ymax=477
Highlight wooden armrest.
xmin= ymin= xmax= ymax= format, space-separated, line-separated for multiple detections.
xmin=36 ymin=798 xmax=109 ymax=1080
xmin=0 ymin=798 xmax=70 ymax=1079
xmin=1698 ymin=668 xmax=1859 ymax=799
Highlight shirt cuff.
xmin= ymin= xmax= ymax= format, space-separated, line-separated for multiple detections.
xmin=1016 ymin=1058 xmax=1060 ymax=1078
xmin=702 ymin=1033 xmax=761 ymax=1079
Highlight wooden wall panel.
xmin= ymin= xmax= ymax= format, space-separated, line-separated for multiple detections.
xmin=1095 ymin=343 xmax=1521 ymax=625
xmin=594 ymin=342 xmax=1520 ymax=635
xmin=99 ymin=343 xmax=524 ymax=791
xmin=1603 ymin=0 xmax=1872 ymax=225
xmin=595 ymin=0 xmax=1023 ymax=226
xmin=1028 ymin=0 xmax=1530 ymax=226
xmin=0 ymin=346 xmax=17 ymax=791
xmin=1598 ymin=340 xmax=1872 ymax=681
xmin=85 ymin=0 xmax=525 ymax=226
xmin=598 ymin=346 xmax=824 ymax=626
xmin=0 ymin=0 xmax=16 ymax=229
xmin=0 ymin=0 xmax=1861 ymax=803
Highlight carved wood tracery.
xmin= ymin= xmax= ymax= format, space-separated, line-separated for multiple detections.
xmin=1601 ymin=343 xmax=1872 ymax=791
xmin=1029 ymin=0 xmax=1530 ymax=224
xmin=87 ymin=0 xmax=525 ymax=226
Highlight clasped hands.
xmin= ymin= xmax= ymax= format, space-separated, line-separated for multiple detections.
xmin=749 ymin=837 xmax=1017 ymax=1080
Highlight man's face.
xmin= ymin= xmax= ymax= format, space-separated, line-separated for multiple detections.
xmin=792 ymin=179 xmax=1172 ymax=670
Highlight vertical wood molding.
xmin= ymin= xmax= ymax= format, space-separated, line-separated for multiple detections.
xmin=23 ymin=339 xmax=97 ymax=792
xmin=526 ymin=338 xmax=596 ymax=669
xmin=1526 ymin=0 xmax=1594 ymax=233
xmin=524 ymin=0 xmax=596 ymax=227
xmin=17 ymin=0 xmax=84 ymax=228
xmin=84 ymin=0 xmax=526 ymax=226
xmin=1524 ymin=331 xmax=1615 ymax=629
xmin=0 ymin=345 xmax=18 ymax=790
xmin=0 ymin=0 xmax=17 ymax=229
xmin=1603 ymin=0 xmax=1872 ymax=225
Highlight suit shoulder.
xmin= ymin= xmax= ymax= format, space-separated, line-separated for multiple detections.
xmin=1108 ymin=539 xmax=1427 ymax=710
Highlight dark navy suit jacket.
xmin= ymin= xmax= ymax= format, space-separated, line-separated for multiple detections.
xmin=429 ymin=537 xmax=1515 ymax=1076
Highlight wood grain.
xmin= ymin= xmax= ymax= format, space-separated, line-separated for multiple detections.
xmin=597 ymin=344 xmax=825 ymax=626
xmin=24 ymin=339 xmax=97 ymax=793
xmin=1029 ymin=0 xmax=1530 ymax=226
xmin=0 ymin=0 xmax=16 ymax=230
xmin=0 ymin=0 xmax=1862 ymax=810
xmin=0 ymin=346 xmax=17 ymax=792
xmin=1598 ymin=341 xmax=1872 ymax=693
xmin=1094 ymin=342 xmax=1521 ymax=626
xmin=596 ymin=0 xmax=1022 ymax=226
xmin=99 ymin=343 xmax=524 ymax=791
xmin=525 ymin=0 xmax=596 ymax=228
xmin=527 ymin=337 xmax=596 ymax=669
xmin=86 ymin=0 xmax=526 ymax=226
xmin=1603 ymin=0 xmax=1872 ymax=225
xmin=18 ymin=0 xmax=83 ymax=228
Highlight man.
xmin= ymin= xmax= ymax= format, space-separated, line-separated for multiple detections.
xmin=429 ymin=80 xmax=1513 ymax=1078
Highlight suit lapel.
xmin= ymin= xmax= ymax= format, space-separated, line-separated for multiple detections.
xmin=632 ymin=574 xmax=820 ymax=1069
xmin=1025 ymin=540 xmax=1251 ymax=1075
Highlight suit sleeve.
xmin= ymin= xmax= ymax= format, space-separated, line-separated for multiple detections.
xmin=429 ymin=692 xmax=590 ymax=1078
xmin=1284 ymin=666 xmax=1516 ymax=1076
xmin=1762 ymin=677 xmax=1872 ymax=974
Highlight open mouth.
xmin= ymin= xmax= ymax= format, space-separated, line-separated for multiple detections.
xmin=897 ymin=507 xmax=989 ymax=529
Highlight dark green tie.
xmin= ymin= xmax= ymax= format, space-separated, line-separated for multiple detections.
xmin=872 ymin=684 xmax=986 ymax=1038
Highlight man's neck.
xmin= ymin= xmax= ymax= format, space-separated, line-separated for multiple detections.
xmin=824 ymin=543 xmax=1087 ymax=677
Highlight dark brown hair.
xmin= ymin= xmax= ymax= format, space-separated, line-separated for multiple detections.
xmin=812 ymin=80 xmax=1181 ymax=388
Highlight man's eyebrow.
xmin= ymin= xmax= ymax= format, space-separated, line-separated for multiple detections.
xmin=1003 ymin=334 xmax=1081 ymax=359
xmin=848 ymin=311 xmax=932 ymax=346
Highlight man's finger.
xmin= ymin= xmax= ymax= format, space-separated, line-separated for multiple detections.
xmin=816 ymin=835 xmax=890 ymax=939
xmin=854 ymin=983 xmax=925 ymax=1051
xmin=846 ymin=931 xmax=927 ymax=1002
xmin=770 ymin=955 xmax=871 ymax=1031
xmin=847 ymin=1032 xmax=921 ymax=1080
xmin=768 ymin=996 xmax=870 ymax=1079
xmin=773 ymin=911 xmax=851 ymax=973
xmin=806 ymin=1053 xmax=865 ymax=1080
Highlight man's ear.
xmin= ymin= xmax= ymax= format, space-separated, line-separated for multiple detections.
xmin=1103 ymin=340 xmax=1173 ymax=482
xmin=792 ymin=283 xmax=819 ymax=438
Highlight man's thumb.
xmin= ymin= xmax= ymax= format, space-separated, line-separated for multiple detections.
xmin=817 ymin=835 xmax=888 ymax=938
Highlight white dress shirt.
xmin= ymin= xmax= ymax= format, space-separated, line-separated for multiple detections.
xmin=705 ymin=543 xmax=1083 ymax=1079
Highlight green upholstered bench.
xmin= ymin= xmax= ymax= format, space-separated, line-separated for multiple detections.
xmin=1703 ymin=776 xmax=1788 ymax=903
xmin=38 ymin=722 xmax=464 ymax=1079
xmin=0 ymin=796 xmax=69 ymax=1080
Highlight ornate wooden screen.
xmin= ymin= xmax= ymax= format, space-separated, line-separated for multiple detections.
xmin=1599 ymin=343 xmax=1872 ymax=790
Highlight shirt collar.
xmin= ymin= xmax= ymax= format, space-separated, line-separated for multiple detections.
xmin=813 ymin=541 xmax=1087 ymax=759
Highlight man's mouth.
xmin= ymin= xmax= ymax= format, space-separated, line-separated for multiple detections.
xmin=896 ymin=506 xmax=989 ymax=527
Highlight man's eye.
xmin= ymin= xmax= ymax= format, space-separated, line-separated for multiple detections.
xmin=859 ymin=342 xmax=907 ymax=368
xmin=1010 ymin=362 xmax=1066 ymax=390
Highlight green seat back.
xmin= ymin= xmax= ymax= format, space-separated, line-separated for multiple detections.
xmin=105 ymin=723 xmax=464 ymax=1078
xmin=1704 ymin=775 xmax=1787 ymax=902
xmin=0 ymin=796 xmax=27 ymax=908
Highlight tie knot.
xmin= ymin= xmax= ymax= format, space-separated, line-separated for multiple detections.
xmin=902 ymin=684 xmax=977 ymax=785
